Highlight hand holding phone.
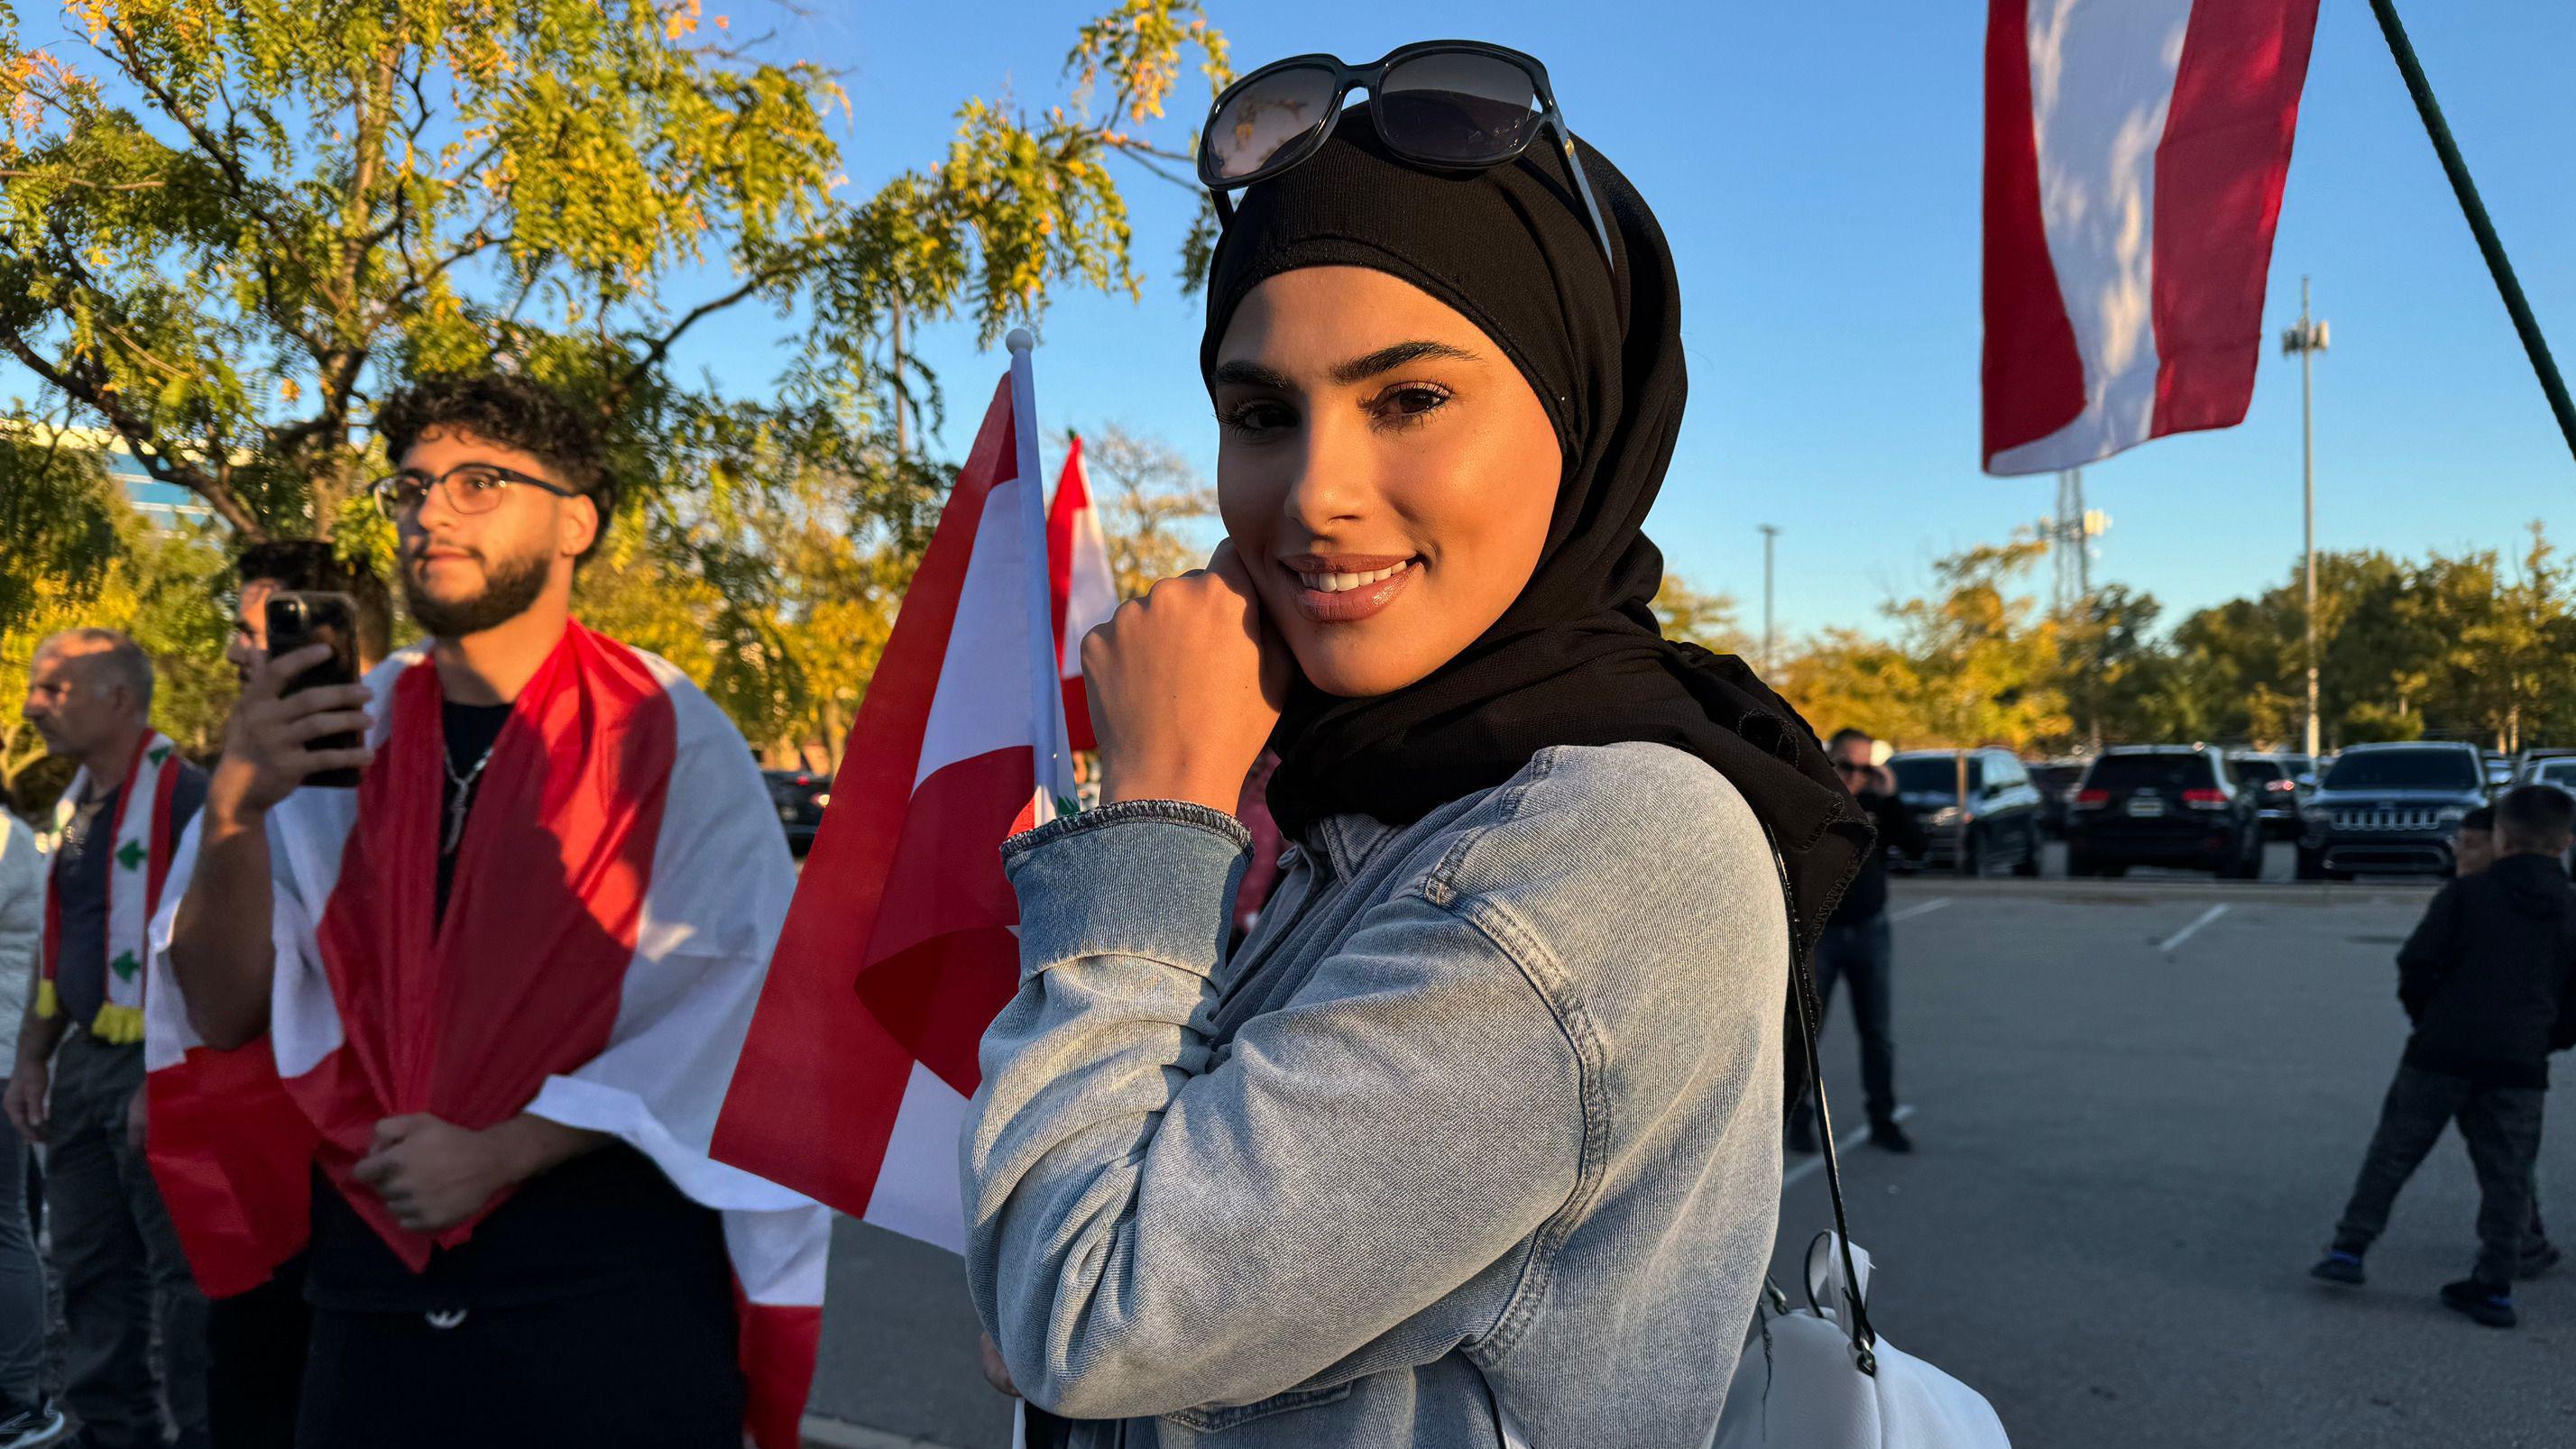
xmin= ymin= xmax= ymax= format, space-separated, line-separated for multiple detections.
xmin=259 ymin=591 xmax=367 ymax=789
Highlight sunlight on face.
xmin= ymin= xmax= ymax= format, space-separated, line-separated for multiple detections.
xmin=1210 ymin=267 xmax=1561 ymax=697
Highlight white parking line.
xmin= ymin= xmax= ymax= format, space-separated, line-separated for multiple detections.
xmin=2157 ymin=903 xmax=2230 ymax=954
xmin=1889 ymin=898 xmax=1952 ymax=922
xmin=1782 ymin=1105 xmax=1918 ymax=1188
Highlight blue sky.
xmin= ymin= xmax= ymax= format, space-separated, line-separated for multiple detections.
xmin=22 ymin=3 xmax=2574 ymax=644
xmin=727 ymin=1 xmax=2574 ymax=645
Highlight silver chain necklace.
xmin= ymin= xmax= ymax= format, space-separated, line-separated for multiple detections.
xmin=442 ymin=740 xmax=499 ymax=856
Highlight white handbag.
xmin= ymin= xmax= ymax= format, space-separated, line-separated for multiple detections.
xmin=1714 ymin=854 xmax=2011 ymax=1449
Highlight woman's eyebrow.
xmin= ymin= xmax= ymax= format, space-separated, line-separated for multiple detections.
xmin=1330 ymin=339 xmax=1478 ymax=385
xmin=1210 ymin=359 xmax=1297 ymax=390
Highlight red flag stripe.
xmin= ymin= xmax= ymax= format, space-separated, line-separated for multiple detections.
xmin=2148 ymin=0 xmax=2320 ymax=436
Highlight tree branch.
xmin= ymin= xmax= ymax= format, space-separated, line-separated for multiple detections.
xmin=0 ymin=170 xmax=167 ymax=192
xmin=611 ymin=262 xmax=803 ymax=402
xmin=0 ymin=331 xmax=265 ymax=539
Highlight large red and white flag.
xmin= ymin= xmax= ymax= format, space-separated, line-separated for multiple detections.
xmin=1047 ymin=433 xmax=1119 ymax=751
xmin=1983 ymin=0 xmax=2320 ymax=474
xmin=713 ymin=334 xmax=1075 ymax=1252
xmin=145 ymin=623 xmax=830 ymax=1449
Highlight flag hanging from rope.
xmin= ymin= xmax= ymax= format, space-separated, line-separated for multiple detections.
xmin=712 ymin=335 xmax=1076 ymax=1252
xmin=1047 ymin=434 xmax=1119 ymax=753
xmin=1983 ymin=0 xmax=2320 ymax=475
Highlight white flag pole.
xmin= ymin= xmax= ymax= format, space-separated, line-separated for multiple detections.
xmin=1007 ymin=328 xmax=1077 ymax=821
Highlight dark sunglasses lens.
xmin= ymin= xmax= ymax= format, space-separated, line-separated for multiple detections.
xmin=1204 ymin=63 xmax=1339 ymax=182
xmin=1375 ymin=51 xmax=1541 ymax=165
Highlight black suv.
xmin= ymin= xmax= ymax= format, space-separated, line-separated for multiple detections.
xmin=2065 ymin=746 xmax=2265 ymax=878
xmin=2295 ymin=741 xmax=2487 ymax=880
xmin=764 ymin=768 xmax=833 ymax=857
xmin=1885 ymin=748 xmax=2046 ymax=876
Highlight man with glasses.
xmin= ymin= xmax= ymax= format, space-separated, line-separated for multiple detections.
xmin=9 ymin=630 xmax=209 ymax=1449
xmin=154 ymin=375 xmax=823 ymax=1446
xmin=1788 ymin=728 xmax=1926 ymax=1156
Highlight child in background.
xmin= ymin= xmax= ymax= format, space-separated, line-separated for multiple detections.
xmin=2312 ymin=784 xmax=2576 ymax=1326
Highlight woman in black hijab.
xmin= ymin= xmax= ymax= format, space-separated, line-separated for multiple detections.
xmin=964 ymin=60 xmax=1871 ymax=1448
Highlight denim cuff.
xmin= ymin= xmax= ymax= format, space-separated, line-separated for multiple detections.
xmin=1004 ymin=801 xmax=1252 ymax=980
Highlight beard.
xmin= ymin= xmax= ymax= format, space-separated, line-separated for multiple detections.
xmin=401 ymin=541 xmax=554 ymax=639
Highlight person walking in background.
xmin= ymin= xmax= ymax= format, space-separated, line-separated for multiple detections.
xmin=0 ymin=784 xmax=67 ymax=1447
xmin=2312 ymin=784 xmax=2576 ymax=1327
xmin=5 ymin=631 xmax=210 ymax=1448
xmin=1788 ymin=728 xmax=1927 ymax=1155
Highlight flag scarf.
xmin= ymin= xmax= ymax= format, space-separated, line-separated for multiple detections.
xmin=1983 ymin=0 xmax=2320 ymax=474
xmin=713 ymin=341 xmax=1076 ymax=1250
xmin=1046 ymin=433 xmax=1119 ymax=752
xmin=144 ymin=623 xmax=829 ymax=1448
xmin=41 ymin=729 xmax=180 ymax=1044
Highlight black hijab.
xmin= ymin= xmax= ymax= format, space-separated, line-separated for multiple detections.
xmin=1201 ymin=105 xmax=1872 ymax=968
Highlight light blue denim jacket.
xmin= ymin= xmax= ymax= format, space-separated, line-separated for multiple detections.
xmin=963 ymin=741 xmax=1788 ymax=1447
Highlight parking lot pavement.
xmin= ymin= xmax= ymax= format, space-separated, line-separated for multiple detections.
xmin=1780 ymin=878 xmax=2576 ymax=1449
xmin=805 ymin=874 xmax=2569 ymax=1449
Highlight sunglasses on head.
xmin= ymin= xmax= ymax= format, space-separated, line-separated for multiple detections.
xmin=1197 ymin=40 xmax=1617 ymax=280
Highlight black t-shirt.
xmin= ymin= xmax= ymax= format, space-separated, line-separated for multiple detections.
xmin=51 ymin=759 xmax=208 ymax=1027
xmin=304 ymin=698 xmax=725 ymax=1313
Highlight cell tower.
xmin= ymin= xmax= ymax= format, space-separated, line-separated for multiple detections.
xmin=2052 ymin=468 xmax=2109 ymax=618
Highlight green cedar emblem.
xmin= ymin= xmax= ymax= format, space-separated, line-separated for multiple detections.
xmin=148 ymin=743 xmax=172 ymax=765
xmin=115 ymin=840 xmax=145 ymax=871
xmin=111 ymin=949 xmax=140 ymax=980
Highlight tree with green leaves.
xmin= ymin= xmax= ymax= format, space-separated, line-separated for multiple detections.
xmin=3 ymin=0 xmax=1231 ymax=752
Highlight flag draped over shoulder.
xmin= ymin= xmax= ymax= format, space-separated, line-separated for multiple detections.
xmin=144 ymin=623 xmax=830 ymax=1449
xmin=42 ymin=729 xmax=182 ymax=1043
xmin=1983 ymin=0 xmax=2320 ymax=474
xmin=1047 ymin=433 xmax=1119 ymax=752
xmin=713 ymin=342 xmax=1076 ymax=1252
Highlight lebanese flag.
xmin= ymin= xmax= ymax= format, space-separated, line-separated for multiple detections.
xmin=1983 ymin=0 xmax=2320 ymax=474
xmin=713 ymin=336 xmax=1076 ymax=1251
xmin=1047 ymin=434 xmax=1119 ymax=752
xmin=145 ymin=624 xmax=830 ymax=1449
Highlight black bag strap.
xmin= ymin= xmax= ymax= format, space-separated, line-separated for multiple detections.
xmin=1765 ymin=831 xmax=1880 ymax=1376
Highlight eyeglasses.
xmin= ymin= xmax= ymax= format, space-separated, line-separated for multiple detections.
xmin=1197 ymin=40 xmax=1616 ymax=280
xmin=1833 ymin=760 xmax=1874 ymax=775
xmin=373 ymin=463 xmax=579 ymax=519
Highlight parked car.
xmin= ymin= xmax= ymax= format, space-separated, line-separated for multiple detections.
xmin=2065 ymin=745 xmax=2265 ymax=878
xmin=2228 ymin=752 xmax=2310 ymax=839
xmin=2484 ymin=750 xmax=2515 ymax=789
xmin=2514 ymin=747 xmax=2576 ymax=789
xmin=2026 ymin=760 xmax=2088 ymax=839
xmin=1884 ymin=748 xmax=2045 ymax=876
xmin=2295 ymin=741 xmax=2488 ymax=880
xmin=765 ymin=768 xmax=833 ymax=856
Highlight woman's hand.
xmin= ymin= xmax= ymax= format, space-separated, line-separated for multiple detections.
xmin=1083 ymin=541 xmax=1290 ymax=816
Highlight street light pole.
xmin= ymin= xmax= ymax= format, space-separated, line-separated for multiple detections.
xmin=1758 ymin=524 xmax=1779 ymax=671
xmin=2283 ymin=278 xmax=2329 ymax=758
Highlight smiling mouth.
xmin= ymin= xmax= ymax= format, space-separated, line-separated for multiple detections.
xmin=1278 ymin=555 xmax=1421 ymax=623
xmin=1296 ymin=562 xmax=1414 ymax=593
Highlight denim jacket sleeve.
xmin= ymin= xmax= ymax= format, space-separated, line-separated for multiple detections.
xmin=961 ymin=800 xmax=1587 ymax=1421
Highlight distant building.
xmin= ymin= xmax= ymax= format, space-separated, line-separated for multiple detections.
xmin=1 ymin=420 xmax=216 ymax=532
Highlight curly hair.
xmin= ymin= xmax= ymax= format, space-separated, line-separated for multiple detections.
xmin=234 ymin=537 xmax=395 ymax=665
xmin=374 ymin=374 xmax=618 ymax=561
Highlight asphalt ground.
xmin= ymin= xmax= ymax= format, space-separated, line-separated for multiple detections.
xmin=803 ymin=846 xmax=2576 ymax=1447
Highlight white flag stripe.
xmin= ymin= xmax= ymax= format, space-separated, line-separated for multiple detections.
xmin=915 ymin=476 xmax=1046 ymax=791
xmin=1989 ymin=0 xmax=2193 ymax=474
xmin=860 ymin=1062 xmax=973 ymax=1254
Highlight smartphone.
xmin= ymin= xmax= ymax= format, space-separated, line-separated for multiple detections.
xmin=265 ymin=591 xmax=363 ymax=788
